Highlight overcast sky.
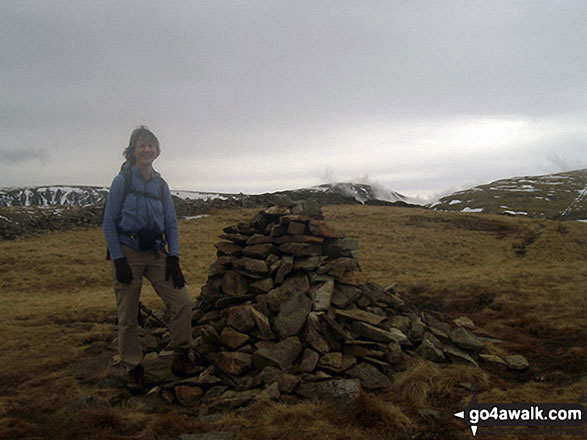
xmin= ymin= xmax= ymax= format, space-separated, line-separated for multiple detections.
xmin=2 ymin=1 xmax=586 ymax=201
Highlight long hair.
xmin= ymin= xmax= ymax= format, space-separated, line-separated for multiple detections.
xmin=122 ymin=125 xmax=160 ymax=167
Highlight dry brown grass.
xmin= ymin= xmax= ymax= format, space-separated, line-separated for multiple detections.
xmin=0 ymin=205 xmax=586 ymax=439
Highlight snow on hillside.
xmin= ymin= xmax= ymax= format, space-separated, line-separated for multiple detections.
xmin=170 ymin=190 xmax=233 ymax=201
xmin=429 ymin=169 xmax=587 ymax=219
xmin=310 ymin=182 xmax=414 ymax=204
xmin=0 ymin=186 xmax=110 ymax=208
xmin=1 ymin=182 xmax=412 ymax=208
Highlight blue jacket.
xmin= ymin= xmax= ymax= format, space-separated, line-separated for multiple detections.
xmin=103 ymin=166 xmax=180 ymax=260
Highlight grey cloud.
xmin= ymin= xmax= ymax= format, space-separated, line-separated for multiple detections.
xmin=0 ymin=148 xmax=50 ymax=164
xmin=4 ymin=1 xmax=587 ymax=130
xmin=546 ymin=153 xmax=572 ymax=172
xmin=1 ymin=1 xmax=587 ymax=194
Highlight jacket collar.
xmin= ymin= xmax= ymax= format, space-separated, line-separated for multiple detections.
xmin=131 ymin=165 xmax=160 ymax=182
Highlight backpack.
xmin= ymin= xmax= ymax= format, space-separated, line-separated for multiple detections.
xmin=104 ymin=163 xmax=167 ymax=259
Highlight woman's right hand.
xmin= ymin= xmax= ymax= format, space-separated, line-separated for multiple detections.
xmin=114 ymin=257 xmax=133 ymax=284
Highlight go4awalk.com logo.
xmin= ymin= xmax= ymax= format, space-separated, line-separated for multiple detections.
xmin=454 ymin=390 xmax=586 ymax=437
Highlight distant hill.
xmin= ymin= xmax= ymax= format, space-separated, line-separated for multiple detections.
xmin=0 ymin=182 xmax=413 ymax=209
xmin=0 ymin=185 xmax=110 ymax=208
xmin=0 ymin=182 xmax=417 ymax=239
xmin=429 ymin=169 xmax=587 ymax=220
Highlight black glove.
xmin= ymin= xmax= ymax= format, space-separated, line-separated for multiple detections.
xmin=114 ymin=257 xmax=133 ymax=284
xmin=166 ymin=255 xmax=185 ymax=289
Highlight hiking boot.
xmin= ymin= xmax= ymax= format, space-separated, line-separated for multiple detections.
xmin=171 ymin=350 xmax=201 ymax=377
xmin=127 ymin=364 xmax=144 ymax=395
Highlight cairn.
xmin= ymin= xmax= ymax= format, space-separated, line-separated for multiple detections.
xmin=117 ymin=200 xmax=528 ymax=411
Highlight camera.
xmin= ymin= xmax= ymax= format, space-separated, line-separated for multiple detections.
xmin=137 ymin=229 xmax=162 ymax=251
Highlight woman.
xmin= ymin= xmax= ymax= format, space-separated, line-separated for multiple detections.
xmin=103 ymin=125 xmax=198 ymax=394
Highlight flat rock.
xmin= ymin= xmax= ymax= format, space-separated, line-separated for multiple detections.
xmin=308 ymin=221 xmax=345 ymax=238
xmin=443 ymin=345 xmax=479 ymax=367
xmin=292 ymin=200 xmax=323 ymax=217
xmin=335 ymin=308 xmax=385 ymax=326
xmin=449 ymin=327 xmax=484 ymax=352
xmin=215 ymin=242 xmax=242 ymax=256
xmin=274 ymin=291 xmax=313 ymax=339
xmin=163 ymin=367 xmax=222 ymax=388
xmin=296 ymin=379 xmax=361 ymax=410
xmin=453 ymin=316 xmax=476 ymax=329
xmin=274 ymin=235 xmax=324 ymax=244
xmin=331 ymin=285 xmax=362 ymax=308
xmin=416 ymin=337 xmax=446 ymax=362
xmin=318 ymin=352 xmax=343 ymax=371
xmin=221 ymin=270 xmax=250 ymax=296
xmin=278 ymin=243 xmax=322 ymax=257
xmin=175 ymin=385 xmax=204 ymax=407
xmin=304 ymin=312 xmax=331 ymax=354
xmin=249 ymin=306 xmax=272 ymax=338
xmin=233 ymin=257 xmax=268 ymax=274
xmin=351 ymin=321 xmax=409 ymax=345
xmin=299 ymin=348 xmax=320 ymax=372
xmin=246 ymin=234 xmax=274 ymax=245
xmin=225 ymin=305 xmax=255 ymax=333
xmin=280 ymin=271 xmax=310 ymax=297
xmin=274 ymin=255 xmax=294 ymax=284
xmin=293 ymin=256 xmax=326 ymax=271
xmin=216 ymin=352 xmax=252 ymax=376
xmin=287 ymin=221 xmax=307 ymax=235
xmin=208 ymin=262 xmax=227 ymax=278
xmin=249 ymin=277 xmax=274 ymax=293
xmin=360 ymin=282 xmax=404 ymax=307
xmin=479 ymin=354 xmax=507 ymax=366
xmin=347 ymin=362 xmax=391 ymax=390
xmin=218 ymin=233 xmax=250 ymax=244
xmin=505 ymin=355 xmax=529 ymax=370
xmin=219 ymin=327 xmax=249 ymax=349
xmin=276 ymin=373 xmax=301 ymax=394
xmin=252 ymin=336 xmax=303 ymax=371
xmin=207 ymin=389 xmax=260 ymax=411
xmin=265 ymin=206 xmax=291 ymax=215
xmin=243 ymin=243 xmax=275 ymax=259
xmin=335 ymin=270 xmax=366 ymax=286
xmin=310 ymin=278 xmax=334 ymax=311
xmin=323 ymin=238 xmax=358 ymax=257
xmin=384 ymin=342 xmax=403 ymax=364
xmin=320 ymin=314 xmax=349 ymax=342
xmin=256 ymin=382 xmax=281 ymax=402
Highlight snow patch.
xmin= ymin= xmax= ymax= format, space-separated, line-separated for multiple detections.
xmin=461 ymin=207 xmax=483 ymax=213
xmin=503 ymin=210 xmax=528 ymax=216
xmin=172 ymin=191 xmax=228 ymax=201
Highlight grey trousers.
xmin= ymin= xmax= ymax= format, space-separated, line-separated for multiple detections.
xmin=111 ymin=245 xmax=193 ymax=371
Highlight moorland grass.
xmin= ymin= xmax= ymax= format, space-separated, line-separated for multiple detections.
xmin=0 ymin=205 xmax=585 ymax=439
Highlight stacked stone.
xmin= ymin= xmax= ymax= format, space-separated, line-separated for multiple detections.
xmin=121 ymin=201 xmax=528 ymax=411
xmin=165 ymin=200 xmax=528 ymax=410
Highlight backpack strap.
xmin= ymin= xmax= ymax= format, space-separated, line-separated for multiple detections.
xmin=122 ymin=167 xmax=165 ymax=202
xmin=105 ymin=167 xmax=166 ymax=260
xmin=121 ymin=166 xmax=133 ymax=200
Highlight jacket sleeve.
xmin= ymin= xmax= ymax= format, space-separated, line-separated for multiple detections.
xmin=103 ymin=175 xmax=125 ymax=260
xmin=162 ymin=180 xmax=180 ymax=257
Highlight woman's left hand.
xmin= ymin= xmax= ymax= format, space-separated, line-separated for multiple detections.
xmin=165 ymin=256 xmax=186 ymax=289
